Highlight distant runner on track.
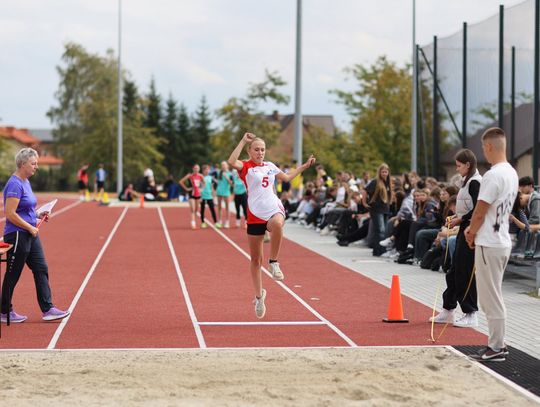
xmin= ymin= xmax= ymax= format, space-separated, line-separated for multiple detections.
xmin=179 ymin=164 xmax=206 ymax=230
xmin=228 ymin=132 xmax=316 ymax=318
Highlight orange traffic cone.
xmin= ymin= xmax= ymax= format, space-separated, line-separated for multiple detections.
xmin=383 ymin=275 xmax=409 ymax=323
xmin=140 ymin=194 xmax=145 ymax=209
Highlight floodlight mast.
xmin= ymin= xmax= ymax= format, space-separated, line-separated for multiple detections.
xmin=117 ymin=0 xmax=123 ymax=195
xmin=411 ymin=0 xmax=418 ymax=172
xmin=293 ymin=0 xmax=303 ymax=166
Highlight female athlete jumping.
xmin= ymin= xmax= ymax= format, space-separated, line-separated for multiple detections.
xmin=228 ymin=133 xmax=316 ymax=318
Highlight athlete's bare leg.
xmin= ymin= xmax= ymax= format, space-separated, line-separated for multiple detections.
xmin=267 ymin=213 xmax=285 ymax=260
xmin=188 ymin=199 xmax=197 ymax=224
xmin=248 ymin=234 xmax=265 ymax=297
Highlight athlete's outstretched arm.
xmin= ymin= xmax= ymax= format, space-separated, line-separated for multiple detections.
xmin=277 ymin=155 xmax=316 ymax=183
xmin=228 ymin=133 xmax=255 ymax=170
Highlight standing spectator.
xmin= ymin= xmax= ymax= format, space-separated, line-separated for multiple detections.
xmin=94 ymin=163 xmax=107 ymax=202
xmin=232 ymin=169 xmax=248 ymax=228
xmin=216 ymin=161 xmax=233 ymax=228
xmin=357 ymin=171 xmax=371 ymax=189
xmin=200 ymin=165 xmax=218 ymax=228
xmin=179 ymin=164 xmax=205 ymax=230
xmin=465 ymin=127 xmax=518 ymax=362
xmin=363 ymin=163 xmax=393 ymax=256
xmin=1 ymin=148 xmax=70 ymax=323
xmin=431 ymin=149 xmax=481 ymax=327
xmin=77 ymin=163 xmax=89 ymax=201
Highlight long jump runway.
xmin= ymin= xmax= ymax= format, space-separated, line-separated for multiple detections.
xmin=0 ymin=205 xmax=486 ymax=350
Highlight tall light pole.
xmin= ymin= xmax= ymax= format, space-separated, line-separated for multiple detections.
xmin=411 ymin=0 xmax=417 ymax=172
xmin=117 ymin=0 xmax=123 ymax=195
xmin=293 ymin=0 xmax=303 ymax=165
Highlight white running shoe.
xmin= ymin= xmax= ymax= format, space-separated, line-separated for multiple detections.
xmin=224 ymin=220 xmax=230 ymax=229
xmin=320 ymin=227 xmax=331 ymax=236
xmin=235 ymin=219 xmax=241 ymax=228
xmin=268 ymin=262 xmax=284 ymax=281
xmin=429 ymin=308 xmax=455 ymax=324
xmin=379 ymin=237 xmax=394 ymax=248
xmin=453 ymin=312 xmax=478 ymax=328
xmin=254 ymin=289 xmax=266 ymax=319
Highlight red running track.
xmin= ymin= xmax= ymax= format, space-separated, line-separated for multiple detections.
xmin=0 ymin=206 xmax=486 ymax=349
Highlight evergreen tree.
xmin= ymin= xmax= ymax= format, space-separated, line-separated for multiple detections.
xmin=123 ymin=79 xmax=140 ymax=120
xmin=144 ymin=77 xmax=162 ymax=134
xmin=162 ymin=94 xmax=180 ymax=175
xmin=176 ymin=103 xmax=191 ymax=175
xmin=47 ymin=43 xmax=166 ymax=189
xmin=191 ymin=95 xmax=212 ymax=164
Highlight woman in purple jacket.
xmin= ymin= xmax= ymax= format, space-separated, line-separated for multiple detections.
xmin=1 ymin=148 xmax=70 ymax=323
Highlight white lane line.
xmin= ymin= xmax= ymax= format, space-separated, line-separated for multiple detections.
xmin=207 ymin=222 xmax=358 ymax=347
xmin=199 ymin=321 xmax=327 ymax=326
xmin=47 ymin=207 xmax=129 ymax=350
xmin=158 ymin=207 xmax=206 ymax=349
xmin=446 ymin=346 xmax=540 ymax=404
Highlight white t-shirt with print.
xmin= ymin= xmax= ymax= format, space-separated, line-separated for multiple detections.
xmin=239 ymin=160 xmax=285 ymax=223
xmin=475 ymin=162 xmax=518 ymax=248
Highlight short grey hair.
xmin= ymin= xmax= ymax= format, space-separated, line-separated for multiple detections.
xmin=15 ymin=148 xmax=39 ymax=168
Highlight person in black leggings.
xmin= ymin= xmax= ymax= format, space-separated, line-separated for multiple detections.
xmin=200 ymin=165 xmax=217 ymax=228
xmin=232 ymin=169 xmax=248 ymax=228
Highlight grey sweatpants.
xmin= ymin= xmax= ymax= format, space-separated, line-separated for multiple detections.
xmin=474 ymin=245 xmax=511 ymax=351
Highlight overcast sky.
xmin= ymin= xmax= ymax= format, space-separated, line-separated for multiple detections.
xmin=0 ymin=0 xmax=526 ymax=131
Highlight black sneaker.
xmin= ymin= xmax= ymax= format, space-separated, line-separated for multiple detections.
xmin=337 ymin=240 xmax=350 ymax=247
xmin=501 ymin=346 xmax=509 ymax=356
xmin=469 ymin=347 xmax=506 ymax=362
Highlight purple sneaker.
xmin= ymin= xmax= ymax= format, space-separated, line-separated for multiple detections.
xmin=42 ymin=307 xmax=70 ymax=321
xmin=0 ymin=310 xmax=28 ymax=323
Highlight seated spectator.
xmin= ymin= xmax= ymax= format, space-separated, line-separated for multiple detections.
xmin=412 ymin=185 xmax=458 ymax=261
xmin=518 ymin=176 xmax=540 ymax=224
xmin=510 ymin=191 xmax=531 ymax=234
xmin=421 ymin=195 xmax=458 ymax=271
xmin=145 ymin=178 xmax=159 ymax=201
xmin=119 ymin=183 xmax=141 ymax=201
xmin=163 ymin=174 xmax=181 ymax=201
xmin=379 ymin=189 xmax=415 ymax=252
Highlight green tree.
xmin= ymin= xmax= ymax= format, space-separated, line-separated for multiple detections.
xmin=176 ymin=103 xmax=191 ymax=175
xmin=190 ymin=95 xmax=212 ymax=164
xmin=162 ymin=94 xmax=182 ymax=175
xmin=143 ymin=77 xmax=162 ymax=132
xmin=332 ymin=57 xmax=412 ymax=174
xmin=332 ymin=56 xmax=450 ymax=176
xmin=212 ymin=70 xmax=290 ymax=163
xmin=123 ymin=79 xmax=141 ymax=119
xmin=47 ymin=43 xmax=165 ymax=189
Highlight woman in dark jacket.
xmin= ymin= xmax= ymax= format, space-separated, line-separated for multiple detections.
xmin=363 ymin=163 xmax=393 ymax=256
xmin=430 ymin=149 xmax=481 ymax=328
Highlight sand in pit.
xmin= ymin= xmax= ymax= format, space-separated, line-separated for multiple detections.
xmin=0 ymin=347 xmax=536 ymax=406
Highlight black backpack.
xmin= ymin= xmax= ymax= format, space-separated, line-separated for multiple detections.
xmin=420 ymin=246 xmax=443 ymax=269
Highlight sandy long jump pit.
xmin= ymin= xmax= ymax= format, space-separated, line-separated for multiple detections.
xmin=0 ymin=347 xmax=537 ymax=406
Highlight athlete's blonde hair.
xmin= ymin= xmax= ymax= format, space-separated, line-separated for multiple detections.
xmin=246 ymin=137 xmax=265 ymax=152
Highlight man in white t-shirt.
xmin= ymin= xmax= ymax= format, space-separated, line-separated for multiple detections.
xmin=465 ymin=127 xmax=518 ymax=362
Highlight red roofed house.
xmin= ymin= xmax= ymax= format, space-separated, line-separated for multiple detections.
xmin=0 ymin=126 xmax=63 ymax=169
xmin=264 ymin=111 xmax=336 ymax=164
